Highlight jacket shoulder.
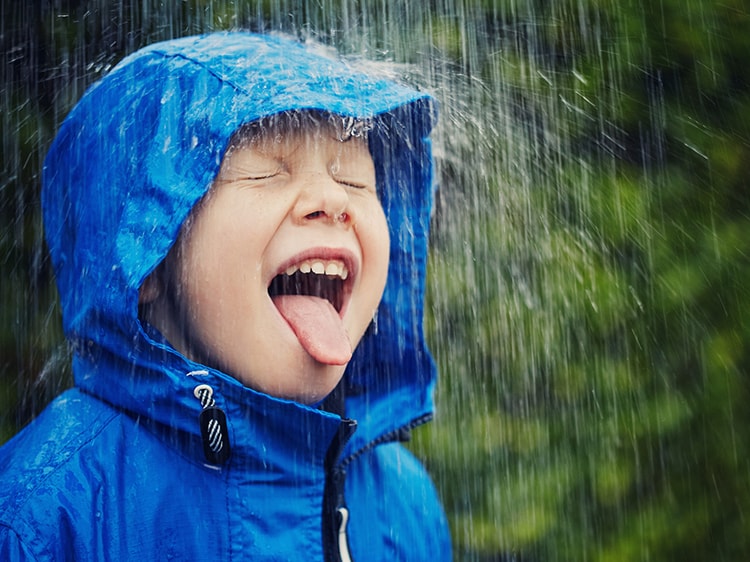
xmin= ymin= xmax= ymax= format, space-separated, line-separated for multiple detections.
xmin=0 ymin=389 xmax=118 ymax=547
xmin=0 ymin=525 xmax=38 ymax=562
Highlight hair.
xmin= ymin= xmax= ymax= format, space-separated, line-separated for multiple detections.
xmin=229 ymin=110 xmax=373 ymax=148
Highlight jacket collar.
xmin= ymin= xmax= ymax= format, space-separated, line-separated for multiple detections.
xmin=74 ymin=329 xmax=343 ymax=470
xmin=74 ymin=322 xmax=430 ymax=468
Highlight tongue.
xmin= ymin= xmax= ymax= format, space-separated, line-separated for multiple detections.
xmin=272 ymin=295 xmax=352 ymax=365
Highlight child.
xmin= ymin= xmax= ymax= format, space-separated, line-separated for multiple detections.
xmin=0 ymin=32 xmax=450 ymax=561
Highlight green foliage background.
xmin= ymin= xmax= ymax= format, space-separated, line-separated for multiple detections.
xmin=2 ymin=1 xmax=748 ymax=560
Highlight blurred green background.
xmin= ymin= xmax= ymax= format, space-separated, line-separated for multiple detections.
xmin=2 ymin=1 xmax=749 ymax=560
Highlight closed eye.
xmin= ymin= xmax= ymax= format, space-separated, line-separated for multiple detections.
xmin=239 ymin=173 xmax=280 ymax=181
xmin=336 ymin=179 xmax=366 ymax=189
xmin=333 ymin=176 xmax=375 ymax=191
xmin=217 ymin=168 xmax=285 ymax=185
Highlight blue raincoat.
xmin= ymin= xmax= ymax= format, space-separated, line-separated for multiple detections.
xmin=0 ymin=33 xmax=450 ymax=561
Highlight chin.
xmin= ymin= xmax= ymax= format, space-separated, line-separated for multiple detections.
xmin=294 ymin=363 xmax=347 ymax=405
xmin=242 ymin=359 xmax=346 ymax=406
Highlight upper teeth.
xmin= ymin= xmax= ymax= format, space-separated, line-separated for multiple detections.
xmin=285 ymin=259 xmax=349 ymax=280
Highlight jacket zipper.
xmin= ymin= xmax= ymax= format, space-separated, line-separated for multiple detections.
xmin=321 ymin=413 xmax=433 ymax=561
xmin=323 ymin=419 xmax=357 ymax=562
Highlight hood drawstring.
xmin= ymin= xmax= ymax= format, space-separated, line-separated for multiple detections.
xmin=192 ymin=381 xmax=231 ymax=465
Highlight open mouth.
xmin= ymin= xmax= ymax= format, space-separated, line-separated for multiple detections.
xmin=267 ymin=256 xmax=355 ymax=365
xmin=267 ymin=258 xmax=350 ymax=314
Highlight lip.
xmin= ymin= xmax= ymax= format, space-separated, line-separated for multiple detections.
xmin=268 ymin=247 xmax=359 ymax=317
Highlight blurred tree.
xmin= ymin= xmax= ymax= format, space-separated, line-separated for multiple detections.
xmin=417 ymin=0 xmax=750 ymax=560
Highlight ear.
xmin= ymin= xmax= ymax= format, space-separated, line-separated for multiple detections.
xmin=139 ymin=272 xmax=162 ymax=305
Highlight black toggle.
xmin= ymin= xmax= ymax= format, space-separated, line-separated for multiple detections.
xmin=199 ymin=407 xmax=231 ymax=465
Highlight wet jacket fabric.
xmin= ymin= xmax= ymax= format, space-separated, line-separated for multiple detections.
xmin=0 ymin=33 xmax=450 ymax=561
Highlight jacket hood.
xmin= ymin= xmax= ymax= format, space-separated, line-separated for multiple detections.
xmin=42 ymin=32 xmax=437 ymax=460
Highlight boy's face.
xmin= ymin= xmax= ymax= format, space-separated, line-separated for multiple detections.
xmin=142 ymin=119 xmax=390 ymax=404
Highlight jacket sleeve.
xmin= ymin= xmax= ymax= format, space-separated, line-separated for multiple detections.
xmin=346 ymin=442 xmax=453 ymax=562
xmin=0 ymin=526 xmax=39 ymax=562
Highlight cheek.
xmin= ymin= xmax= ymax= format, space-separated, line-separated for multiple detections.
xmin=375 ymin=213 xmax=391 ymax=277
xmin=175 ymin=218 xmax=237 ymax=315
xmin=359 ymin=205 xmax=391 ymax=289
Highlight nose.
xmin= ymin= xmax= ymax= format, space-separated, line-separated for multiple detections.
xmin=294 ymin=172 xmax=351 ymax=226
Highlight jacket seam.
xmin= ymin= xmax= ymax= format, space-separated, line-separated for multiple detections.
xmin=0 ymin=522 xmax=40 ymax=562
xmin=4 ymin=405 xmax=120 ymax=515
xmin=340 ymin=413 xmax=433 ymax=470
xmin=226 ymin=461 xmax=234 ymax=562
xmin=77 ymin=387 xmax=221 ymax=473
xmin=146 ymin=50 xmax=252 ymax=96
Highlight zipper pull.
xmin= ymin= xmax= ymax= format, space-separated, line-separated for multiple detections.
xmin=336 ymin=506 xmax=353 ymax=562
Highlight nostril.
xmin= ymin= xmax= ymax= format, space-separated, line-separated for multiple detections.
xmin=304 ymin=210 xmax=349 ymax=223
